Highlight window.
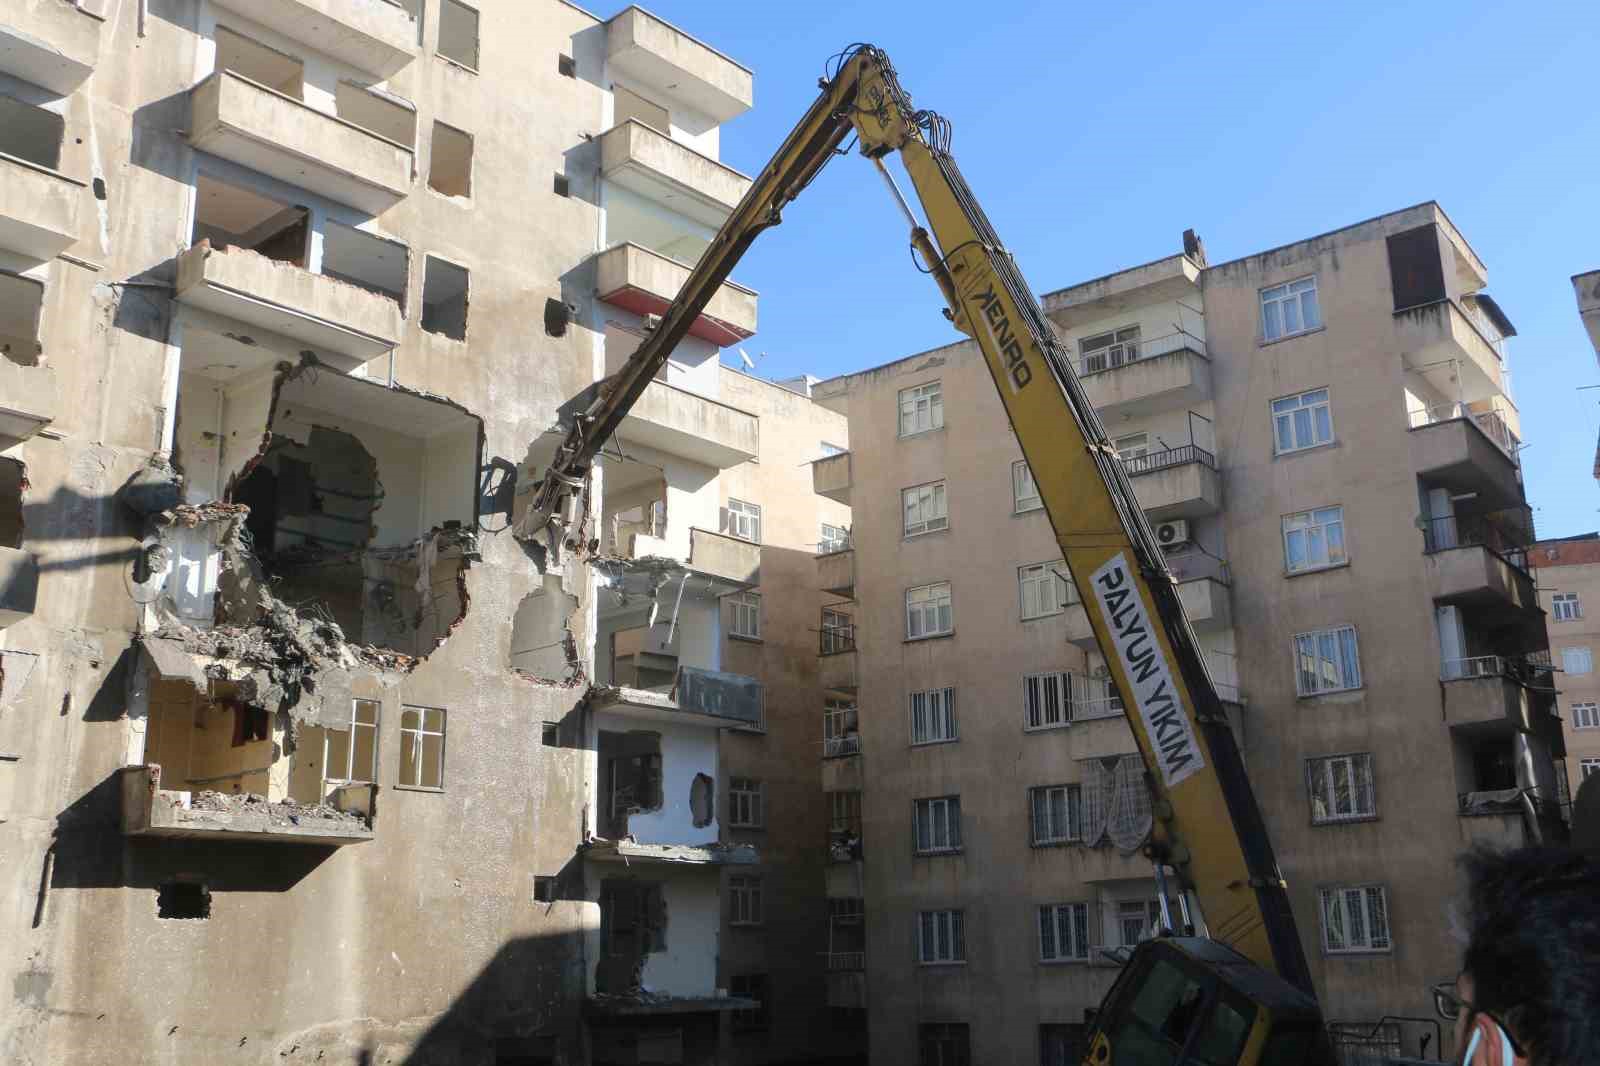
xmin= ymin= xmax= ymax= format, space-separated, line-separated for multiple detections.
xmin=1012 ymin=460 xmax=1042 ymax=513
xmin=1272 ymin=388 xmax=1334 ymax=453
xmin=821 ymin=607 xmax=853 ymax=654
xmin=730 ymin=973 xmax=768 ymax=1032
xmin=1023 ymin=671 xmax=1068 ymax=730
xmin=1294 ymin=625 xmax=1362 ymax=695
xmin=1261 ymin=276 xmax=1322 ymax=341
xmin=1020 ymin=560 xmax=1075 ymax=620
xmin=1040 ymin=1024 xmax=1089 ymax=1066
xmin=1563 ymin=647 xmax=1593 ymax=675
xmin=824 ymin=698 xmax=859 ymax=757
xmin=1079 ymin=324 xmax=1141 ymax=373
xmin=899 ymin=381 xmax=944 ymax=437
xmin=1038 ymin=903 xmax=1089 ymax=962
xmin=913 ymin=796 xmax=962 ymax=854
xmin=157 ymin=881 xmax=211 ymax=920
xmin=322 ymin=222 xmax=408 ymax=307
xmin=920 ymin=1023 xmax=971 ymax=1066
xmin=1319 ymin=884 xmax=1391 ymax=953
xmin=325 ymin=699 xmax=379 ymax=786
xmin=728 ymin=591 xmax=761 ymax=640
xmin=1553 ymin=593 xmax=1582 ymax=622
xmin=829 ymin=790 xmax=863 ymax=861
xmin=421 ymin=256 xmax=469 ymax=339
xmin=729 ymin=875 xmax=762 ymax=925
xmin=437 ymin=0 xmax=480 ymax=69
xmin=1283 ymin=506 xmax=1347 ymax=573
xmin=428 ymin=121 xmax=473 ymax=198
xmin=1573 ymin=702 xmax=1600 ymax=730
xmin=820 ymin=522 xmax=851 ymax=553
xmin=542 ymin=722 xmax=560 ymax=747
xmin=910 ymin=687 xmax=957 ymax=745
xmin=1582 ymin=758 xmax=1600 ymax=780
xmin=1030 ymin=785 xmax=1083 ymax=845
xmin=903 ymin=481 xmax=948 ymax=536
xmin=729 ymin=777 xmax=764 ymax=827
xmin=915 ymin=910 xmax=966 ymax=964
xmin=1117 ymin=900 xmax=1163 ymax=947
xmin=727 ymin=498 xmax=761 ymax=543
xmin=398 ymin=705 xmax=446 ymax=789
xmin=1114 ymin=432 xmax=1149 ymax=460
xmin=1307 ymin=753 xmax=1376 ymax=823
xmin=533 ymin=876 xmax=558 ymax=903
xmin=906 ymin=582 xmax=953 ymax=639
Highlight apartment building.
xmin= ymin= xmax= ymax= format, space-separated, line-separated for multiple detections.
xmin=1574 ymin=270 xmax=1600 ymax=483
xmin=0 ymin=3 xmax=858 ymax=1064
xmin=1529 ymin=535 xmax=1600 ymax=789
xmin=811 ymin=203 xmax=1564 ymax=1065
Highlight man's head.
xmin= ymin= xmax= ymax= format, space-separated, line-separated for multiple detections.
xmin=1458 ymin=846 xmax=1600 ymax=1065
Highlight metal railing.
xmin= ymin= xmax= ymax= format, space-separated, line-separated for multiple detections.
xmin=821 ymin=623 xmax=857 ymax=656
xmin=1070 ymin=695 xmax=1125 ymax=721
xmin=1077 ymin=330 xmax=1207 ymax=375
xmin=823 ymin=735 xmax=862 ymax=759
xmin=1441 ymin=654 xmax=1556 ymax=688
xmin=825 ymin=951 xmax=865 ymax=971
xmin=1409 ymin=401 xmax=1520 ymax=460
xmin=1419 ymin=513 xmax=1530 ymax=572
xmin=1120 ymin=444 xmax=1216 ymax=477
xmin=1327 ymin=1017 xmax=1443 ymax=1065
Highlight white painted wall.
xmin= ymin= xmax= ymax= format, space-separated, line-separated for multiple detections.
xmin=578 ymin=864 xmax=722 ymax=998
xmin=593 ymin=710 xmax=718 ymax=845
xmin=175 ymin=366 xmax=276 ymax=503
xmin=595 ymin=594 xmax=721 ymax=685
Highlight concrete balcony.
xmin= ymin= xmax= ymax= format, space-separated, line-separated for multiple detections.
xmin=1575 ymin=270 xmax=1600 ymax=359
xmin=0 ymin=152 xmax=84 ymax=260
xmin=611 ymin=526 xmax=760 ymax=590
xmin=1177 ymin=577 xmax=1230 ymax=629
xmin=595 ymin=242 xmax=757 ymax=348
xmin=600 ymin=120 xmax=750 ymax=229
xmin=0 ymin=0 xmax=103 ymax=94
xmin=119 ymin=765 xmax=374 ymax=845
xmin=1077 ymin=338 xmax=1211 ymax=422
xmin=821 ymin=752 xmax=863 ymax=793
xmin=1409 ymin=416 xmax=1522 ymax=512
xmin=212 ymin=0 xmax=418 ymax=77
xmin=818 ymin=548 xmax=854 ymax=599
xmin=1125 ymin=447 xmax=1221 ymax=520
xmin=826 ymin=971 xmax=867 ymax=1009
xmin=1397 ymin=298 xmax=1507 ymax=403
xmin=175 ymin=241 xmax=402 ymax=372
xmin=0 ymin=546 xmax=39 ymax=627
xmin=189 ymin=71 xmax=413 ymax=214
xmin=1441 ymin=664 xmax=1556 ymax=734
xmin=617 ymin=378 xmax=759 ymax=469
xmin=1457 ymin=803 xmax=1530 ymax=850
xmin=605 ymin=6 xmax=753 ymax=124
xmin=820 ymin=648 xmax=859 ymax=694
xmin=587 ymin=666 xmax=763 ymax=730
xmin=0 ymin=362 xmax=58 ymax=443
xmin=812 ymin=451 xmax=851 ymax=505
xmin=1425 ymin=545 xmax=1537 ymax=613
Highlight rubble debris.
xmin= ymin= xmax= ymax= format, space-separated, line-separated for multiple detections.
xmin=117 ymin=456 xmax=183 ymax=517
xmin=188 ymin=789 xmax=367 ymax=827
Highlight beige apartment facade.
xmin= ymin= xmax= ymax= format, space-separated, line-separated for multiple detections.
xmin=0 ymin=3 xmax=860 ymax=1065
xmin=1530 ymin=535 xmax=1600 ymax=788
xmin=812 ymin=202 xmax=1563 ymax=1065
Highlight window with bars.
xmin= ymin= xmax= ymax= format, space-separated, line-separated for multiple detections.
xmin=1307 ymin=753 xmax=1376 ymax=823
xmin=823 ymin=698 xmax=859 ymax=758
xmin=726 ymin=498 xmax=761 ymax=543
xmin=1023 ymin=671 xmax=1070 ymax=730
xmin=899 ymin=381 xmax=944 ymax=437
xmin=1012 ymin=459 xmax=1042 ymax=513
xmin=1030 ymin=785 xmax=1083 ymax=845
xmin=1020 ymin=560 xmax=1076 ymax=620
xmin=1294 ymin=625 xmax=1362 ymax=695
xmin=1563 ymin=647 xmax=1593 ymax=675
xmin=1261 ymin=276 xmax=1322 ymax=341
xmin=729 ymin=875 xmax=763 ymax=926
xmin=1117 ymin=900 xmax=1164 ymax=947
xmin=1038 ymin=903 xmax=1089 ymax=962
xmin=913 ymin=796 xmax=962 ymax=854
xmin=1272 ymin=388 xmax=1334 ymax=453
xmin=1573 ymin=702 xmax=1600 ymax=730
xmin=1080 ymin=324 xmax=1140 ymax=373
xmin=1319 ymin=884 xmax=1391 ymax=953
xmin=907 ymin=582 xmax=953 ymax=639
xmin=915 ymin=910 xmax=966 ymax=964
xmin=729 ymin=973 xmax=768 ymax=1032
xmin=903 ymin=481 xmax=949 ymax=537
xmin=1553 ymin=592 xmax=1582 ymax=621
xmin=728 ymin=591 xmax=761 ymax=640
xmin=820 ymin=522 xmax=851 ymax=553
xmin=910 ymin=687 xmax=957 ymax=745
xmin=729 ymin=777 xmax=763 ymax=827
xmin=398 ymin=705 xmax=445 ymax=790
xmin=1283 ymin=506 xmax=1347 ymax=572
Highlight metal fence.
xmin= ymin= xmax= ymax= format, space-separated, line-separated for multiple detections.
xmin=1121 ymin=444 xmax=1216 ymax=476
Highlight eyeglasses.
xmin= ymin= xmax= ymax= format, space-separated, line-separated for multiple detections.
xmin=1430 ymin=981 xmax=1527 ymax=1058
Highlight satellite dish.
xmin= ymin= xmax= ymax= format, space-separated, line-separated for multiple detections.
xmin=738 ymin=348 xmax=756 ymax=370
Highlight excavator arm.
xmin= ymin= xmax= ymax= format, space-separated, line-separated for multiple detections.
xmin=525 ymin=45 xmax=1330 ymax=1064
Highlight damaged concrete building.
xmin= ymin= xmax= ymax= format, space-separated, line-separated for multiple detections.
xmin=0 ymin=2 xmax=857 ymax=1064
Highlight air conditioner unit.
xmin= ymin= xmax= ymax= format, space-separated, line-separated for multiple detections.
xmin=1154 ymin=519 xmax=1191 ymax=548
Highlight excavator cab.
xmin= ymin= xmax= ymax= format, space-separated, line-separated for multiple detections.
xmin=1082 ymin=938 xmax=1333 ymax=1066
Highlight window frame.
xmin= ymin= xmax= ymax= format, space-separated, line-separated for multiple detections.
xmin=323 ymin=698 xmax=380 ymax=787
xmin=729 ymin=776 xmax=764 ymax=828
xmin=726 ymin=497 xmax=762 ymax=543
xmin=915 ymin=909 xmax=967 ymax=965
xmin=1318 ymin=883 xmax=1392 ymax=955
xmin=396 ymin=704 xmax=446 ymax=792
xmin=728 ymin=591 xmax=761 ymax=641
xmin=729 ymin=972 xmax=769 ymax=1032
xmin=1019 ymin=560 xmax=1076 ymax=620
xmin=436 ymin=0 xmax=481 ymax=72
xmin=1037 ymin=902 xmax=1090 ymax=963
xmin=1260 ymin=275 xmax=1323 ymax=343
xmin=1563 ymin=647 xmax=1593 ymax=675
xmin=729 ymin=874 xmax=763 ymax=926
xmin=898 ymin=380 xmax=945 ymax=438
xmin=1115 ymin=899 xmax=1164 ymax=948
xmin=1079 ymin=324 xmax=1141 ymax=373
xmin=910 ymin=686 xmax=958 ymax=746
xmin=912 ymin=795 xmax=962 ymax=855
xmin=1305 ymin=752 xmax=1377 ymax=824
xmin=1293 ymin=624 xmax=1362 ymax=696
xmin=1581 ymin=758 xmax=1600 ymax=780
xmin=1282 ymin=505 xmax=1348 ymax=574
xmin=906 ymin=581 xmax=953 ymax=640
xmin=1012 ymin=459 xmax=1042 ymax=513
xmin=1271 ymin=387 xmax=1335 ymax=454
xmin=1553 ymin=592 xmax=1582 ymax=622
xmin=1022 ymin=670 xmax=1070 ymax=731
xmin=1029 ymin=784 xmax=1083 ymax=846
xmin=1571 ymin=702 xmax=1600 ymax=730
xmin=820 ymin=522 xmax=851 ymax=554
xmin=902 ymin=480 xmax=949 ymax=538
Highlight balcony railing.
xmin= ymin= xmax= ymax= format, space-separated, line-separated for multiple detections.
xmin=1072 ymin=695 xmax=1125 ymax=721
xmin=1078 ymin=330 xmax=1207 ymax=375
xmin=825 ymin=951 xmax=866 ymax=971
xmin=823 ymin=735 xmax=862 ymax=759
xmin=821 ymin=622 xmax=857 ymax=656
xmin=1441 ymin=655 xmax=1557 ymax=688
xmin=1121 ymin=444 xmax=1216 ymax=477
xmin=1410 ymin=401 xmax=1520 ymax=461
xmin=1420 ymin=513 xmax=1530 ymax=572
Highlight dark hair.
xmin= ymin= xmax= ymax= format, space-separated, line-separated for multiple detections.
xmin=1461 ymin=846 xmax=1600 ymax=1066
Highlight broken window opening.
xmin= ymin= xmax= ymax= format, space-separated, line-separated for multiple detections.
xmin=421 ymin=256 xmax=469 ymax=339
xmin=192 ymin=174 xmax=308 ymax=267
xmin=157 ymin=881 xmax=211 ymax=920
xmin=533 ymin=875 xmax=558 ymax=903
xmin=0 ymin=95 xmax=64 ymax=170
xmin=557 ymin=53 xmax=575 ymax=79
xmin=689 ymin=772 xmax=713 ymax=828
xmin=215 ymin=26 xmax=304 ymax=98
xmin=0 ymin=459 xmax=23 ymax=548
xmin=143 ymin=677 xmax=279 ymax=798
xmin=322 ymin=221 xmax=408 ymax=309
xmin=597 ymin=878 xmax=666 ymax=995
xmin=543 ymin=297 xmax=572 ymax=337
xmin=511 ymin=574 xmax=580 ymax=682
xmin=0 ymin=272 xmax=45 ymax=368
xmin=437 ymin=0 xmax=481 ymax=70
xmin=335 ymin=82 xmax=416 ymax=148
xmin=610 ymin=623 xmax=675 ymax=691
xmin=428 ymin=121 xmax=473 ymax=198
xmin=600 ymin=729 xmax=662 ymax=838
xmin=398 ymin=704 xmax=446 ymax=789
xmin=598 ymin=456 xmax=666 ymax=558
xmin=553 ymin=173 xmax=570 ymax=198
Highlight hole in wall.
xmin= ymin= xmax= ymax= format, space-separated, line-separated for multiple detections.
xmin=690 ymin=773 xmax=714 ymax=828
xmin=157 ymin=881 xmax=211 ymax=920
xmin=510 ymin=574 xmax=580 ymax=682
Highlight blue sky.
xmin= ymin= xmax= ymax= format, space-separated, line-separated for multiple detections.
xmin=643 ymin=0 xmax=1600 ymax=538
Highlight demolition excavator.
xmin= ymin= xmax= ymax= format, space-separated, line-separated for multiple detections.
xmin=517 ymin=45 xmax=1334 ymax=1065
